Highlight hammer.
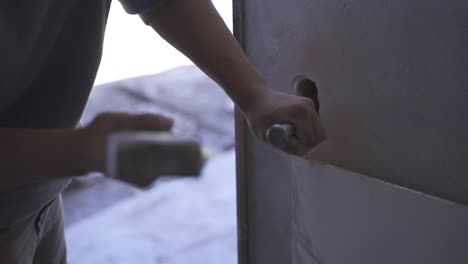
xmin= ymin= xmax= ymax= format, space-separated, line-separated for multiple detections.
xmin=106 ymin=132 xmax=205 ymax=189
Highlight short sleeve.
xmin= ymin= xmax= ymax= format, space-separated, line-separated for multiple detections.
xmin=119 ymin=0 xmax=171 ymax=24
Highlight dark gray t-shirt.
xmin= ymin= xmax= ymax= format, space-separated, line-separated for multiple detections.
xmin=0 ymin=0 xmax=168 ymax=226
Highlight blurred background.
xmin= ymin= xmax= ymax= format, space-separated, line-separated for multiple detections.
xmin=63 ymin=1 xmax=237 ymax=263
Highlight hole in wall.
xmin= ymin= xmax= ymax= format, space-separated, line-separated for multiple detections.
xmin=293 ymin=76 xmax=320 ymax=115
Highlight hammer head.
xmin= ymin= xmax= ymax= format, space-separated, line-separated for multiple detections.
xmin=106 ymin=132 xmax=204 ymax=189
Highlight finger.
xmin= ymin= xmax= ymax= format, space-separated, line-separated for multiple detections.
xmin=282 ymin=137 xmax=309 ymax=156
xmin=293 ymin=107 xmax=321 ymax=148
xmin=300 ymin=108 xmax=329 ymax=145
xmin=306 ymin=97 xmax=319 ymax=115
xmin=294 ymin=119 xmax=316 ymax=148
xmin=131 ymin=114 xmax=174 ymax=131
xmin=310 ymin=112 xmax=327 ymax=144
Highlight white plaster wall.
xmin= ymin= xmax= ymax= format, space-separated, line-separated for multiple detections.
xmin=239 ymin=0 xmax=468 ymax=263
xmin=291 ymin=160 xmax=468 ymax=264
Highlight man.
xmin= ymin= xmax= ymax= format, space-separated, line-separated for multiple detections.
xmin=0 ymin=0 xmax=326 ymax=263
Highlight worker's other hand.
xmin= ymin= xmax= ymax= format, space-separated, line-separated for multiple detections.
xmin=76 ymin=112 xmax=174 ymax=173
xmin=245 ymin=88 xmax=326 ymax=157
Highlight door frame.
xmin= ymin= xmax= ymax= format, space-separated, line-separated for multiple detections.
xmin=233 ymin=1 xmax=249 ymax=263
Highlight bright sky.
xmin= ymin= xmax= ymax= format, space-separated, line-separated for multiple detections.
xmin=94 ymin=0 xmax=233 ymax=85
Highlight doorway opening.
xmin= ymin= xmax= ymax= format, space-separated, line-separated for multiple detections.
xmin=62 ymin=1 xmax=237 ymax=263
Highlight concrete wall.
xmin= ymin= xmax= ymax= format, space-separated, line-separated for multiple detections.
xmin=243 ymin=0 xmax=468 ymax=204
xmin=236 ymin=0 xmax=468 ymax=263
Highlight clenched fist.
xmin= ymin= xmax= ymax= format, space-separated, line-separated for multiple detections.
xmin=244 ymin=89 xmax=326 ymax=156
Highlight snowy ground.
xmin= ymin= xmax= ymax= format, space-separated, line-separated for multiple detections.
xmin=66 ymin=150 xmax=237 ymax=264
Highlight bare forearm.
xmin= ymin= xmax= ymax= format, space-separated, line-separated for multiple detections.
xmin=0 ymin=129 xmax=84 ymax=189
xmin=149 ymin=0 xmax=267 ymax=114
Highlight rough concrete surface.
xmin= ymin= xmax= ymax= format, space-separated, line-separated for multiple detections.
xmin=62 ymin=66 xmax=236 ymax=263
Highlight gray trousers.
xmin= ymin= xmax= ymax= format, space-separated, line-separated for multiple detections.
xmin=0 ymin=195 xmax=67 ymax=264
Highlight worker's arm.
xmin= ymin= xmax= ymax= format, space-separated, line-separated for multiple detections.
xmin=0 ymin=128 xmax=82 ymax=189
xmin=148 ymin=0 xmax=265 ymax=115
xmin=148 ymin=0 xmax=326 ymax=155
xmin=0 ymin=113 xmax=173 ymax=189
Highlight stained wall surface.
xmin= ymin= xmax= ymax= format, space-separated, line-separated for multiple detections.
xmin=243 ymin=0 xmax=468 ymax=203
xmin=238 ymin=0 xmax=468 ymax=263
